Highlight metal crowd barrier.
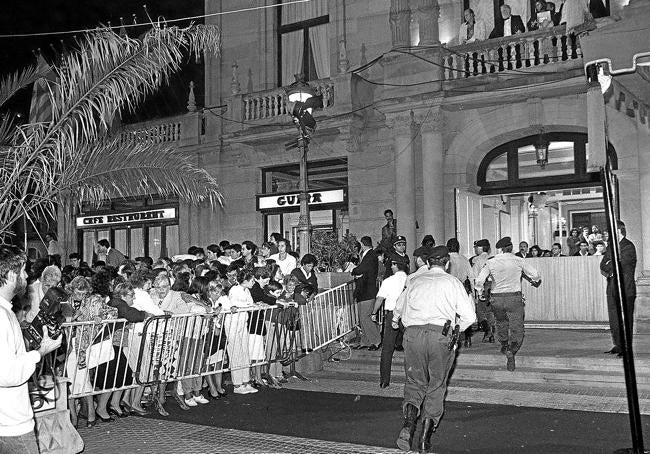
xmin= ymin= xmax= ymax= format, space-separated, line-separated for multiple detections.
xmin=59 ymin=319 xmax=140 ymax=398
xmin=57 ymin=282 xmax=359 ymax=398
xmin=299 ymin=281 xmax=358 ymax=353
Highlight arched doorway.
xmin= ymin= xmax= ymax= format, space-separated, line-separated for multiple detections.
xmin=455 ymin=132 xmax=617 ymax=326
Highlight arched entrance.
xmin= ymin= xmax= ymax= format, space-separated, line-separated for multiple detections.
xmin=455 ymin=132 xmax=618 ymax=326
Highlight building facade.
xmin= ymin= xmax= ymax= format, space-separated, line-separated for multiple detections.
xmin=61 ymin=0 xmax=650 ymax=328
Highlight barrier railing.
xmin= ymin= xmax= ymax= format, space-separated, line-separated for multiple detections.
xmin=60 ymin=319 xmax=140 ymax=399
xmin=58 ymin=282 xmax=358 ymax=398
xmin=299 ymin=281 xmax=358 ymax=353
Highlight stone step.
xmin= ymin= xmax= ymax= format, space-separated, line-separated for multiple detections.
xmin=283 ymin=374 xmax=650 ymax=415
xmin=349 ymin=349 xmax=650 ymax=374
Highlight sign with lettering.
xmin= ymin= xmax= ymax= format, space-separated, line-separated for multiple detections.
xmin=257 ymin=189 xmax=346 ymax=211
xmin=76 ymin=208 xmax=177 ymax=228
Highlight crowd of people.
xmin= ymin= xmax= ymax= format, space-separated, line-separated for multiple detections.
xmin=13 ymin=235 xmax=323 ymax=428
xmin=514 ymin=225 xmax=609 ymax=258
xmin=458 ymin=0 xmax=609 ymax=44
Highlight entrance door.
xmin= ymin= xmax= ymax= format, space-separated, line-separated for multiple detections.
xmin=455 ymin=188 xmax=483 ymax=258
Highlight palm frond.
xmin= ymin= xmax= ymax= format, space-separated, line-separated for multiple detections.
xmin=57 ymin=136 xmax=223 ymax=208
xmin=0 ymin=65 xmax=41 ymax=109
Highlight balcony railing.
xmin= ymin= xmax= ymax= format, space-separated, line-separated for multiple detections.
xmin=443 ymin=25 xmax=581 ymax=80
xmin=119 ymin=116 xmax=184 ymax=145
xmin=242 ymin=78 xmax=335 ymax=122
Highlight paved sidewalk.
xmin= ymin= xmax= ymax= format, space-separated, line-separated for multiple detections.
xmin=78 ymin=417 xmax=403 ymax=454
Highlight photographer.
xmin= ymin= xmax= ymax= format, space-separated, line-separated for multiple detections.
xmin=0 ymin=246 xmax=62 ymax=454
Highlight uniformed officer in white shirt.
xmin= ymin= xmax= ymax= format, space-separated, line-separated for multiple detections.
xmin=392 ymin=246 xmax=476 ymax=453
xmin=475 ymin=236 xmax=541 ymax=371
xmin=371 ymin=261 xmax=408 ymax=388
xmin=471 ymin=239 xmax=495 ymax=343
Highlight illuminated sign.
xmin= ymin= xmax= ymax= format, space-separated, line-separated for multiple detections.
xmin=76 ymin=208 xmax=177 ymax=228
xmin=257 ymin=189 xmax=346 ymax=211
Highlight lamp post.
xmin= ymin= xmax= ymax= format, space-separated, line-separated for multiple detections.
xmin=286 ymin=75 xmax=322 ymax=257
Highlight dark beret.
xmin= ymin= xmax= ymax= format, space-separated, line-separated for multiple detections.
xmin=495 ymin=236 xmax=513 ymax=249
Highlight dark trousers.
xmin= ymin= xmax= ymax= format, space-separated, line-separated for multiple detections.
xmin=476 ymin=295 xmax=495 ymax=333
xmin=607 ymin=294 xmax=635 ymax=349
xmin=380 ymin=310 xmax=400 ymax=384
xmin=490 ymin=292 xmax=525 ymax=354
xmin=403 ymin=325 xmax=456 ymax=423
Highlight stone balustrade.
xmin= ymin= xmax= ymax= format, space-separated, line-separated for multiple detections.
xmin=119 ymin=116 xmax=184 ymax=145
xmin=443 ymin=25 xmax=581 ymax=80
xmin=242 ymin=78 xmax=335 ymax=122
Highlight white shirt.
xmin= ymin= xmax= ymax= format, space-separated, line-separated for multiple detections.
xmin=132 ymin=288 xmax=164 ymax=316
xmin=504 ymin=17 xmax=512 ymax=36
xmin=448 ymin=253 xmax=473 ymax=286
xmin=475 ymin=253 xmax=540 ymax=294
xmin=376 ymin=271 xmax=407 ymax=311
xmin=0 ymin=295 xmax=41 ymax=436
xmin=393 ymin=268 xmax=476 ymax=331
xmin=269 ymin=253 xmax=297 ymax=277
xmin=226 ymin=285 xmax=255 ymax=310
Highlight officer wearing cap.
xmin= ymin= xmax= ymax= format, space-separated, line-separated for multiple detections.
xmin=384 ymin=235 xmax=411 ymax=278
xmin=392 ymin=246 xmax=476 ymax=453
xmin=471 ymin=239 xmax=495 ymax=342
xmin=475 ymin=236 xmax=541 ymax=371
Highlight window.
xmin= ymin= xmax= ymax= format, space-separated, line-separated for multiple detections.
xmin=262 ymin=158 xmax=347 ymax=194
xmin=278 ymin=0 xmax=330 ymax=86
xmin=477 ymin=132 xmax=616 ymax=195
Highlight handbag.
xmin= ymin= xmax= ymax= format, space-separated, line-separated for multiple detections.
xmin=87 ymin=324 xmax=115 ymax=369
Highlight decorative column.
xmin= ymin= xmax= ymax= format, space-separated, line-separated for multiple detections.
xmin=416 ymin=0 xmax=440 ymax=46
xmin=390 ymin=0 xmax=412 ymax=48
xmin=392 ymin=113 xmax=417 ymax=247
xmin=420 ymin=110 xmax=445 ymax=242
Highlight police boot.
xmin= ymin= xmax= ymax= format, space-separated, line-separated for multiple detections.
xmin=419 ymin=418 xmax=436 ymax=453
xmin=463 ymin=331 xmax=472 ymax=348
xmin=396 ymin=403 xmax=419 ymax=451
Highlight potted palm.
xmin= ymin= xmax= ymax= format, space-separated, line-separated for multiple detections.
xmin=311 ymin=231 xmax=358 ymax=289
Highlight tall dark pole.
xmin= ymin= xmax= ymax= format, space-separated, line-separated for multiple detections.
xmin=297 ymin=135 xmax=311 ymax=256
xmin=603 ymin=166 xmax=647 ymax=454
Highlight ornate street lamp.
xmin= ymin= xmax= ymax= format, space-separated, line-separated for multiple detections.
xmin=285 ymin=75 xmax=323 ymax=256
xmin=535 ymin=129 xmax=549 ymax=168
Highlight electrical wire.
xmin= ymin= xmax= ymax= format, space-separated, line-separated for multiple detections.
xmin=0 ymin=0 xmax=311 ymax=38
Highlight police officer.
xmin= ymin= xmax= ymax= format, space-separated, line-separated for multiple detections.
xmin=392 ymin=246 xmax=476 ymax=453
xmin=475 ymin=237 xmax=541 ymax=371
xmin=384 ymin=235 xmax=411 ymax=278
xmin=471 ymin=239 xmax=495 ymax=342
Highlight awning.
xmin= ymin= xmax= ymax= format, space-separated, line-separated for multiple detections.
xmin=580 ymin=3 xmax=650 ymax=75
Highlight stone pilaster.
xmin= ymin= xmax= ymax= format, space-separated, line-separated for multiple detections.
xmin=390 ymin=0 xmax=412 ymax=48
xmin=416 ymin=0 xmax=440 ymax=46
xmin=389 ymin=112 xmax=417 ymax=247
xmin=419 ymin=109 xmax=444 ymax=242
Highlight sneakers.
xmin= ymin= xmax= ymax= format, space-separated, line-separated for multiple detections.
xmin=193 ymin=394 xmax=209 ymax=404
xmin=184 ymin=397 xmax=198 ymax=407
xmin=233 ymin=384 xmax=259 ymax=395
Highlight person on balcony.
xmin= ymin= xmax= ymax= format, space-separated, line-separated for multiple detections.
xmin=559 ymin=0 xmax=592 ymax=31
xmin=527 ymin=0 xmax=553 ymax=31
xmin=489 ymin=4 xmax=526 ymax=39
xmin=458 ymin=8 xmax=487 ymax=45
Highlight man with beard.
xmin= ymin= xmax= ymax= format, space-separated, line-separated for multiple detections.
xmin=0 ymin=246 xmax=62 ymax=453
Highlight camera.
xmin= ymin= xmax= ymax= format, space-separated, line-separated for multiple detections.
xmin=22 ymin=287 xmax=67 ymax=350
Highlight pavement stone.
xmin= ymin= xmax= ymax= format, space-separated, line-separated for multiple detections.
xmin=78 ymin=418 xmax=405 ymax=454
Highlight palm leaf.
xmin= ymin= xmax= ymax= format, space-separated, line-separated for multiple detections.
xmin=0 ymin=65 xmax=41 ymax=109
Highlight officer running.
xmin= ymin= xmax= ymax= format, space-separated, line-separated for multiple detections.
xmin=471 ymin=239 xmax=495 ymax=343
xmin=474 ymin=236 xmax=541 ymax=371
xmin=392 ymin=246 xmax=476 ymax=453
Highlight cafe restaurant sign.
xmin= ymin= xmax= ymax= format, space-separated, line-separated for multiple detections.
xmin=257 ymin=189 xmax=346 ymax=211
xmin=76 ymin=208 xmax=177 ymax=228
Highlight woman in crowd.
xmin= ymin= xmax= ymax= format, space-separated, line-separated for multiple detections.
xmin=103 ymin=282 xmax=148 ymax=417
xmin=224 ymin=270 xmax=258 ymax=394
xmin=275 ymin=275 xmax=307 ymax=377
xmin=567 ymin=228 xmax=581 ymax=256
xmin=593 ymin=241 xmax=607 ymax=256
xmin=203 ymin=280 xmax=228 ymax=398
xmin=249 ymin=268 xmax=278 ymax=388
xmin=588 ymin=225 xmax=603 ymax=246
xmin=458 ymin=8 xmax=486 ymax=44
xmin=263 ymin=279 xmax=285 ymax=385
xmin=291 ymin=254 xmax=319 ymax=299
xmin=529 ymin=245 xmax=542 ymax=257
